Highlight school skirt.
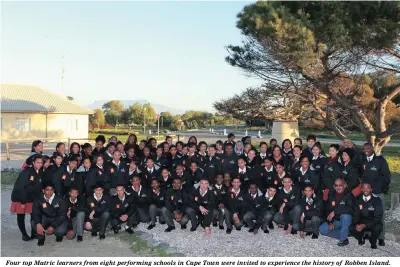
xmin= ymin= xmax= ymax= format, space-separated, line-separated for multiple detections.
xmin=10 ymin=202 xmax=33 ymax=214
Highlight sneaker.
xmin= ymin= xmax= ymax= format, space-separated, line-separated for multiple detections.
xmin=312 ymin=233 xmax=319 ymax=239
xmin=126 ymin=228 xmax=134 ymax=234
xmin=22 ymin=235 xmax=30 ymax=242
xmin=37 ymin=239 xmax=45 ymax=246
xmin=264 ymin=229 xmax=269 ymax=234
xmin=164 ymin=226 xmax=175 ymax=232
xmin=219 ymin=225 xmax=224 ymax=230
xmin=181 ymin=225 xmax=187 ymax=230
xmin=378 ymin=239 xmax=385 ymax=246
xmin=91 ymin=232 xmax=97 ymax=237
xmin=147 ymin=224 xmax=155 ymax=230
xmin=77 ymin=235 xmax=83 ymax=242
xmin=337 ymin=239 xmax=349 ymax=246
xmin=226 ymin=229 xmax=232 ymax=234
xmin=99 ymin=234 xmax=105 ymax=240
xmin=56 ymin=236 xmax=63 ymax=243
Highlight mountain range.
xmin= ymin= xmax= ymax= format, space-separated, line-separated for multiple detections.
xmin=87 ymin=100 xmax=186 ymax=115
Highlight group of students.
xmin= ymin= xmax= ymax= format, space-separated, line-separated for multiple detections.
xmin=10 ymin=133 xmax=391 ymax=249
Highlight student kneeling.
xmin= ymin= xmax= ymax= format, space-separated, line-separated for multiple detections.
xmin=85 ymin=183 xmax=110 ymax=239
xmin=350 ymin=182 xmax=383 ymax=249
xmin=65 ymin=187 xmax=87 ymax=242
xmin=109 ymin=185 xmax=136 ymax=234
xmin=32 ymin=182 xmax=68 ymax=246
xmin=298 ymin=184 xmax=322 ymax=239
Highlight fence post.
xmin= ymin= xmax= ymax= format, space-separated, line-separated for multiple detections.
xmin=67 ymin=138 xmax=71 ymax=153
xmin=6 ymin=141 xmax=10 ymax=161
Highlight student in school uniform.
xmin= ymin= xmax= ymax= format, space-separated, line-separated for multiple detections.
xmin=81 ymin=143 xmax=94 ymax=164
xmin=126 ymin=176 xmax=150 ymax=225
xmin=261 ymin=185 xmax=281 ymax=233
xmin=246 ymin=149 xmax=258 ymax=169
xmin=109 ymin=185 xmax=136 ymax=234
xmin=243 ymin=183 xmax=265 ymax=233
xmin=186 ymin=177 xmax=217 ymax=234
xmin=124 ymin=134 xmax=140 ymax=155
xmin=85 ymin=183 xmax=111 ymax=239
xmin=64 ymin=187 xmax=87 ymax=242
xmin=294 ymin=138 xmax=303 ymax=148
xmin=187 ymin=161 xmax=204 ymax=189
xmin=173 ymin=165 xmax=190 ymax=190
xmin=350 ymin=182 xmax=383 ymax=249
xmin=43 ymin=153 xmax=63 ymax=185
xmin=267 ymin=139 xmax=278 ymax=155
xmin=140 ymin=147 xmax=153 ymax=167
xmin=294 ymin=156 xmax=320 ymax=193
xmin=116 ymin=141 xmax=127 ymax=159
xmin=158 ymin=167 xmax=173 ymax=190
xmin=234 ymin=140 xmax=244 ymax=156
xmin=148 ymin=138 xmax=157 ymax=154
xmin=259 ymin=157 xmax=277 ymax=191
xmin=274 ymin=177 xmax=302 ymax=235
xmin=274 ymin=161 xmax=289 ymax=190
xmin=55 ymin=142 xmax=69 ymax=165
xmin=322 ymin=144 xmax=342 ymax=200
xmin=92 ymin=135 xmax=106 ymax=157
xmin=361 ymin=142 xmax=391 ymax=246
xmin=69 ymin=142 xmax=82 ymax=166
xmin=235 ymin=157 xmax=255 ymax=189
xmin=256 ymin=142 xmax=269 ymax=166
xmin=75 ymin=157 xmax=92 ymax=197
xmin=11 ymin=154 xmax=44 ymax=241
xmin=182 ymin=143 xmax=204 ymax=170
xmin=85 ymin=155 xmax=110 ymax=196
xmin=168 ymin=145 xmax=183 ymax=171
xmin=204 ymin=144 xmax=222 ymax=185
xmin=142 ymin=158 xmax=160 ymax=189
xmin=126 ymin=160 xmax=143 ymax=185
xmin=298 ymin=184 xmax=322 ymax=239
xmin=226 ymin=177 xmax=247 ymax=233
xmin=340 ymin=148 xmax=361 ymax=193
xmin=282 ymin=139 xmax=294 ymax=158
xmin=223 ymin=172 xmax=232 ymax=188
xmin=103 ymin=143 xmax=116 ymax=164
xmin=188 ymin=136 xmax=198 ymax=146
xmin=105 ymin=150 xmax=128 ymax=195
xmin=163 ymin=177 xmax=188 ymax=232
xmin=175 ymin=141 xmax=184 ymax=156
xmin=32 ymin=182 xmax=68 ymax=246
xmin=197 ymin=141 xmax=208 ymax=158
xmin=224 ymin=133 xmax=236 ymax=147
xmin=310 ymin=143 xmax=328 ymax=182
xmin=154 ymin=146 xmax=169 ymax=170
xmin=147 ymin=179 xmax=167 ymax=230
xmin=215 ymin=140 xmax=225 ymax=156
xmin=125 ymin=147 xmax=140 ymax=167
xmin=52 ymin=156 xmax=78 ymax=198
xmin=340 ymin=138 xmax=363 ymax=171
xmin=109 ymin=136 xmax=118 ymax=144
xmin=221 ymin=143 xmax=238 ymax=175
xmin=23 ymin=140 xmax=44 ymax=169
xmin=137 ymin=140 xmax=148 ymax=159
xmin=212 ymin=174 xmax=229 ymax=230
xmin=302 ymin=135 xmax=317 ymax=161
xmin=271 ymin=146 xmax=290 ymax=172
xmin=319 ymin=178 xmax=354 ymax=246
xmin=289 ymin=145 xmax=302 ymax=174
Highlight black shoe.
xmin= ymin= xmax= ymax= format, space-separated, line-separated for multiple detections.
xmin=248 ymin=228 xmax=254 ymax=233
xmin=243 ymin=222 xmax=248 ymax=228
xmin=125 ymin=228 xmax=134 ymax=234
xmin=91 ymin=232 xmax=97 ymax=237
xmin=165 ymin=226 xmax=175 ymax=232
xmin=147 ymin=224 xmax=155 ymax=230
xmin=306 ymin=232 xmax=312 ymax=236
xmin=56 ymin=236 xmax=63 ymax=243
xmin=371 ymin=244 xmax=378 ymax=249
xmin=264 ymin=229 xmax=269 ymax=234
xmin=190 ymin=226 xmax=197 ymax=232
xmin=22 ymin=235 xmax=30 ymax=242
xmin=30 ymin=233 xmax=37 ymax=240
xmin=268 ymin=222 xmax=274 ymax=229
xmin=291 ymin=230 xmax=297 ymax=235
xmin=77 ymin=236 xmax=83 ymax=242
xmin=378 ymin=239 xmax=385 ymax=246
xmin=99 ymin=234 xmax=105 ymax=240
xmin=226 ymin=229 xmax=232 ymax=234
xmin=113 ymin=227 xmax=119 ymax=234
xmin=312 ymin=233 xmax=319 ymax=239
xmin=253 ymin=228 xmax=259 ymax=234
xmin=160 ymin=221 xmax=166 ymax=225
xmin=118 ymin=225 xmax=122 ymax=230
xmin=337 ymin=239 xmax=349 ymax=246
xmin=181 ymin=225 xmax=187 ymax=230
xmin=219 ymin=225 xmax=224 ymax=230
xmin=283 ymin=225 xmax=288 ymax=231
xmin=235 ymin=227 xmax=242 ymax=231
xmin=358 ymin=238 xmax=365 ymax=245
xmin=212 ymin=222 xmax=218 ymax=227
xmin=37 ymin=239 xmax=44 ymax=246
xmin=132 ymin=224 xmax=138 ymax=229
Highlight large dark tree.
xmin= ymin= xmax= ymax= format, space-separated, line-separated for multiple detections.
xmin=216 ymin=1 xmax=400 ymax=153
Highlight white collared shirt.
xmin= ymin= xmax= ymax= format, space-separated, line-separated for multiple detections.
xmin=260 ymin=153 xmax=267 ymax=158
xmin=265 ymin=166 xmax=274 ymax=172
xmin=69 ymin=197 xmax=77 ymax=204
xmin=238 ymin=167 xmax=246 ymax=174
xmin=265 ymin=192 xmax=274 ymax=202
xmin=112 ymin=160 xmax=120 ymax=167
xmin=129 ymin=168 xmax=136 ymax=175
xmin=94 ymin=193 xmax=103 ymax=202
xmin=367 ymin=155 xmax=374 ymax=162
xmin=232 ymin=188 xmax=240 ymax=196
xmin=96 ymin=164 xmax=103 ymax=170
xmin=283 ymin=187 xmax=293 ymax=194
xmin=278 ymin=171 xmax=286 ymax=179
xmin=67 ymin=165 xmax=72 ymax=174
xmin=45 ymin=193 xmax=55 ymax=205
xmin=215 ymin=184 xmax=222 ymax=190
xmin=250 ymin=193 xmax=257 ymax=199
xmin=147 ymin=168 xmax=154 ymax=173
xmin=118 ymin=195 xmax=125 ymax=202
xmin=162 ymin=176 xmax=169 ymax=182
xmin=153 ymin=189 xmax=161 ymax=196
xmin=312 ymin=156 xmax=319 ymax=160
xmin=363 ymin=195 xmax=371 ymax=202
xmin=200 ymin=189 xmax=207 ymax=197
xmin=300 ymin=167 xmax=308 ymax=176
xmin=135 ymin=185 xmax=142 ymax=195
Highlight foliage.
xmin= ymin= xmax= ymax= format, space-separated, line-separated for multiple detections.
xmin=89 ymin=109 xmax=105 ymax=130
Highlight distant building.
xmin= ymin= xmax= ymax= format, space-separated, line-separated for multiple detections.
xmin=1 ymin=84 xmax=93 ymax=140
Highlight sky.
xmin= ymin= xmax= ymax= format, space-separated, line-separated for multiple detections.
xmin=1 ymin=1 xmax=262 ymax=112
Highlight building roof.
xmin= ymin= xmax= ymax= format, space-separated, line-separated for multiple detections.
xmin=1 ymin=84 xmax=94 ymax=115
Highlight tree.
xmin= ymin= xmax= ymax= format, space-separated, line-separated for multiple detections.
xmin=102 ymin=100 xmax=124 ymax=113
xmin=160 ymin=111 xmax=173 ymax=128
xmin=143 ymin=103 xmax=157 ymax=126
xmin=120 ymin=103 xmax=144 ymax=129
xmin=223 ymin=1 xmax=400 ymax=153
xmin=90 ymin=109 xmax=105 ymax=130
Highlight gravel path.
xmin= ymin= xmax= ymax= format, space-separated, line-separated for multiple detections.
xmin=135 ymin=220 xmax=400 ymax=257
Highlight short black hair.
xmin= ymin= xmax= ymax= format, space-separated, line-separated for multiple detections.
xmin=95 ymin=135 xmax=106 ymax=144
xmin=306 ymin=134 xmax=316 ymax=142
xmin=228 ymin=133 xmax=235 ymax=138
xmin=294 ymin=138 xmax=303 ymax=144
xmin=330 ymin=144 xmax=340 ymax=151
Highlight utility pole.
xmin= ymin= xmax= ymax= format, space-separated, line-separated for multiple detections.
xmin=143 ymin=107 xmax=146 ymax=134
xmin=60 ymin=54 xmax=66 ymax=94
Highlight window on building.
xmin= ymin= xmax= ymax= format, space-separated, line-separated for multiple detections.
xmin=15 ymin=118 xmax=31 ymax=132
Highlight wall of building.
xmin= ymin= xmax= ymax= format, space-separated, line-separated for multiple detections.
xmin=1 ymin=112 xmax=89 ymax=140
